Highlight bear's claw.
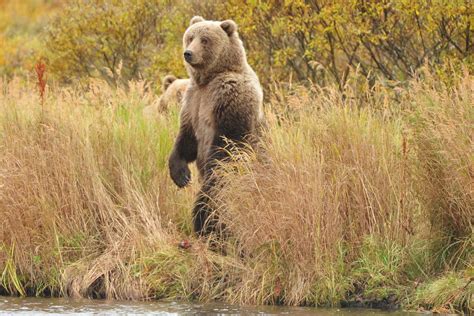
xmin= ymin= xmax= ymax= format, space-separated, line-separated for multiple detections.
xmin=171 ymin=165 xmax=191 ymax=188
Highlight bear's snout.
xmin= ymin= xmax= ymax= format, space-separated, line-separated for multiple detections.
xmin=184 ymin=50 xmax=193 ymax=63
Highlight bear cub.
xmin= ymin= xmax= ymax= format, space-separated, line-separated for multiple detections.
xmin=143 ymin=75 xmax=189 ymax=118
xmin=168 ymin=16 xmax=264 ymax=236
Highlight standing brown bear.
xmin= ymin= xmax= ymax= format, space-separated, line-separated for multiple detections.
xmin=168 ymin=16 xmax=264 ymax=236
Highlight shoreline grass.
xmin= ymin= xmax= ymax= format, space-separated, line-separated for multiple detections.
xmin=0 ymin=70 xmax=472 ymax=314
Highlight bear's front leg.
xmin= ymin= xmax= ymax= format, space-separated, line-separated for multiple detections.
xmin=169 ymin=153 xmax=191 ymax=188
xmin=168 ymin=117 xmax=197 ymax=188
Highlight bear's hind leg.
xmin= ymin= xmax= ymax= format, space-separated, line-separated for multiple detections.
xmin=192 ymin=177 xmax=222 ymax=237
xmin=192 ymin=191 xmax=215 ymax=237
xmin=192 ymin=191 xmax=212 ymax=237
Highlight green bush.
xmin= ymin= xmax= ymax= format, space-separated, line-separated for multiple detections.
xmin=45 ymin=0 xmax=188 ymax=86
xmin=221 ymin=0 xmax=474 ymax=88
xmin=43 ymin=0 xmax=473 ymax=89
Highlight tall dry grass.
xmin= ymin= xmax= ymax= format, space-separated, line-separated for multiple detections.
xmin=214 ymin=70 xmax=472 ymax=310
xmin=215 ymin=84 xmax=415 ymax=305
xmin=0 ymin=69 xmax=472 ymax=313
xmin=0 ymin=78 xmax=196 ymax=299
xmin=408 ymin=70 xmax=473 ymax=271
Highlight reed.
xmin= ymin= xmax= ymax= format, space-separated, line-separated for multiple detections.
xmin=0 ymin=69 xmax=472 ymax=313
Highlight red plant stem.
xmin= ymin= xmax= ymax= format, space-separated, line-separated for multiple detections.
xmin=35 ymin=61 xmax=47 ymax=114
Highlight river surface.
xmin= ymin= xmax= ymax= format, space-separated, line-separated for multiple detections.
xmin=0 ymin=297 xmax=422 ymax=315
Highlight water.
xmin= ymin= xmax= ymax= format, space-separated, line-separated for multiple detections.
xmin=0 ymin=297 xmax=420 ymax=315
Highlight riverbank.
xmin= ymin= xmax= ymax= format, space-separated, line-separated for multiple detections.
xmin=0 ymin=296 xmax=418 ymax=315
xmin=0 ymin=69 xmax=472 ymax=314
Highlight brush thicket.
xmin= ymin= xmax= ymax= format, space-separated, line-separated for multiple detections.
xmin=0 ymin=69 xmax=472 ymax=313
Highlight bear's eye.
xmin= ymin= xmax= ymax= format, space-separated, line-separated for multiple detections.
xmin=188 ymin=36 xmax=194 ymax=43
xmin=201 ymin=38 xmax=209 ymax=45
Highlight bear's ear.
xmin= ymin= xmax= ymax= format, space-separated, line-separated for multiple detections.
xmin=190 ymin=16 xmax=204 ymax=25
xmin=220 ymin=20 xmax=237 ymax=36
xmin=162 ymin=75 xmax=177 ymax=91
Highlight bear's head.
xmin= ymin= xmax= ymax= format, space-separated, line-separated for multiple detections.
xmin=162 ymin=75 xmax=178 ymax=91
xmin=183 ymin=16 xmax=246 ymax=84
xmin=158 ymin=75 xmax=189 ymax=111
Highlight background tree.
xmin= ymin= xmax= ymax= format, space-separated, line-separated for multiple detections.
xmin=45 ymin=0 xmax=188 ymax=86
xmin=2 ymin=0 xmax=472 ymax=90
xmin=219 ymin=0 xmax=473 ymax=89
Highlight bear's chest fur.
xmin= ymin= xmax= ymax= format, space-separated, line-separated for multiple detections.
xmin=185 ymin=85 xmax=216 ymax=176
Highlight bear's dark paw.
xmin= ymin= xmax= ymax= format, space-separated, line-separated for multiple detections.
xmin=170 ymin=162 xmax=191 ymax=188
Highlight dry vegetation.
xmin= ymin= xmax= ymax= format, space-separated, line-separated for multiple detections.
xmin=0 ymin=67 xmax=472 ymax=313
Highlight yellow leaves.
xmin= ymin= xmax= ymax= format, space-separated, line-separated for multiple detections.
xmin=0 ymin=0 xmax=60 ymax=77
xmin=274 ymin=48 xmax=297 ymax=68
xmin=45 ymin=1 xmax=166 ymax=84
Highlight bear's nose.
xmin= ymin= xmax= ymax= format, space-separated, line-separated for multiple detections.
xmin=184 ymin=50 xmax=193 ymax=62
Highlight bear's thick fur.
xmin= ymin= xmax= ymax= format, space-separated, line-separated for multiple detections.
xmin=143 ymin=75 xmax=189 ymax=118
xmin=168 ymin=16 xmax=264 ymax=236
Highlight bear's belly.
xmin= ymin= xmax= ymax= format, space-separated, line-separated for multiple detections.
xmin=194 ymin=104 xmax=215 ymax=181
